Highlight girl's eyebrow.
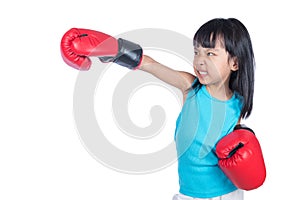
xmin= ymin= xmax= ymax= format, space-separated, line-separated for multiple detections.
xmin=194 ymin=47 xmax=221 ymax=52
xmin=194 ymin=46 xmax=223 ymax=51
xmin=208 ymin=47 xmax=223 ymax=51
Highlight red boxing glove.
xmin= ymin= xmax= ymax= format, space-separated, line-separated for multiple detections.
xmin=215 ymin=125 xmax=266 ymax=190
xmin=60 ymin=28 xmax=143 ymax=70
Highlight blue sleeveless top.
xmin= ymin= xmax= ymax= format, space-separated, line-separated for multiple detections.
xmin=174 ymin=83 xmax=243 ymax=198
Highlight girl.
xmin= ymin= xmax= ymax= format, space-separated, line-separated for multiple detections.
xmin=139 ymin=18 xmax=255 ymax=200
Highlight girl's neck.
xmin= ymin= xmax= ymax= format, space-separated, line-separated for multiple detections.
xmin=205 ymin=84 xmax=233 ymax=101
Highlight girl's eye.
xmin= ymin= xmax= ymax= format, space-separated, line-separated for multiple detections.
xmin=194 ymin=51 xmax=199 ymax=55
xmin=207 ymin=52 xmax=214 ymax=56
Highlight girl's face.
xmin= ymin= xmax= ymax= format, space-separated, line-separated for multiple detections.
xmin=193 ymin=39 xmax=238 ymax=89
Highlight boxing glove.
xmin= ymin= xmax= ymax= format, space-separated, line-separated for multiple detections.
xmin=215 ymin=124 xmax=266 ymax=190
xmin=60 ymin=28 xmax=143 ymax=70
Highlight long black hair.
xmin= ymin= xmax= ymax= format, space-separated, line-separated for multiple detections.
xmin=192 ymin=18 xmax=255 ymax=119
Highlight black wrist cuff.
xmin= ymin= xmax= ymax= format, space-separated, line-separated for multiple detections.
xmin=234 ymin=124 xmax=255 ymax=134
xmin=113 ymin=38 xmax=143 ymax=70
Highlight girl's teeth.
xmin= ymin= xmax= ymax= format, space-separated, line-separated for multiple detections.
xmin=199 ymin=71 xmax=207 ymax=75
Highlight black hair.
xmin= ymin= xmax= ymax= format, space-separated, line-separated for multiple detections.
xmin=192 ymin=18 xmax=255 ymax=119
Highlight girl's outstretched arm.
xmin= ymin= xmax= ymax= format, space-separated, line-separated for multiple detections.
xmin=139 ymin=55 xmax=195 ymax=98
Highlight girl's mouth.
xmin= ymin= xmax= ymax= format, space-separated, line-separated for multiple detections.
xmin=199 ymin=71 xmax=208 ymax=75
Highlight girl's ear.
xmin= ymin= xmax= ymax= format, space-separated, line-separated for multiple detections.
xmin=230 ymin=57 xmax=239 ymax=71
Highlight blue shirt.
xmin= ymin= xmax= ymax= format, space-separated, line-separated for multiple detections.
xmin=174 ymin=83 xmax=243 ymax=198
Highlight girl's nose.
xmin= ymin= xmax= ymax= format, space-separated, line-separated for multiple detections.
xmin=194 ymin=56 xmax=205 ymax=66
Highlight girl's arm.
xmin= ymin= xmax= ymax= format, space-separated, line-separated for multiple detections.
xmin=139 ymin=55 xmax=196 ymax=100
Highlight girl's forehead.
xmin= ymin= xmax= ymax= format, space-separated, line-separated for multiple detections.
xmin=194 ymin=39 xmax=225 ymax=50
xmin=194 ymin=34 xmax=225 ymax=49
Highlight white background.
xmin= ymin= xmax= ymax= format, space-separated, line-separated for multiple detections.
xmin=1 ymin=0 xmax=299 ymax=199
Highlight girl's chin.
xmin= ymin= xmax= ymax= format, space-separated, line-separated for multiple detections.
xmin=197 ymin=76 xmax=208 ymax=85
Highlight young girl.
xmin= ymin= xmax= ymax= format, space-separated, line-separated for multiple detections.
xmin=139 ymin=18 xmax=255 ymax=200
xmin=61 ymin=17 xmax=255 ymax=200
